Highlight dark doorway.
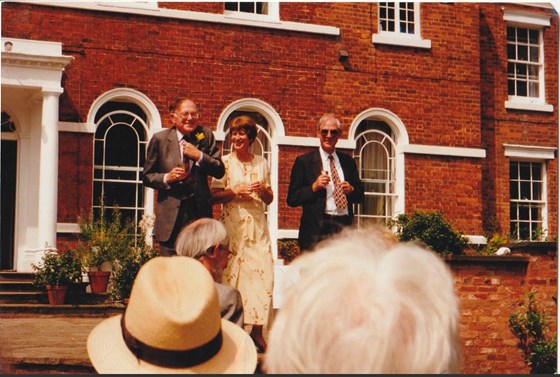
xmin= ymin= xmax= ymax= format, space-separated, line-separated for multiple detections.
xmin=1 ymin=139 xmax=16 ymax=270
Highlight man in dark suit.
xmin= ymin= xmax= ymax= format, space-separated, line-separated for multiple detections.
xmin=287 ymin=113 xmax=364 ymax=252
xmin=142 ymin=98 xmax=225 ymax=256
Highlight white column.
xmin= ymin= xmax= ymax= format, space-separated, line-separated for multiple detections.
xmin=37 ymin=89 xmax=63 ymax=248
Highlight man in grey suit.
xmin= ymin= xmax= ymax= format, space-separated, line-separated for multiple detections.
xmin=142 ymin=98 xmax=225 ymax=256
xmin=287 ymin=113 xmax=364 ymax=252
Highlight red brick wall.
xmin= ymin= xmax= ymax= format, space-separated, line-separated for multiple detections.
xmin=405 ymin=155 xmax=484 ymax=234
xmin=479 ymin=4 xmax=559 ymax=237
xmin=449 ymin=243 xmax=557 ymax=373
xmin=3 ymin=3 xmax=556 ymax=241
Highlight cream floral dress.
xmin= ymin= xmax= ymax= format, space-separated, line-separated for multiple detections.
xmin=211 ymin=152 xmax=274 ymax=326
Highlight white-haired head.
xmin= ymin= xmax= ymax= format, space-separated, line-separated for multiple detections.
xmin=264 ymin=226 xmax=461 ymax=374
xmin=175 ymin=218 xmax=227 ymax=259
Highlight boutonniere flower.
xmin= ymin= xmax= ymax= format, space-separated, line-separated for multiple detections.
xmin=195 ymin=132 xmax=205 ymax=143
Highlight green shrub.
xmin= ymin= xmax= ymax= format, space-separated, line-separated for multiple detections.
xmin=110 ymin=245 xmax=157 ymax=302
xmin=77 ymin=202 xmax=134 ymax=271
xmin=481 ymin=233 xmax=510 ymax=256
xmin=32 ymin=248 xmax=84 ymax=287
xmin=110 ymin=214 xmax=157 ymax=303
xmin=388 ymin=211 xmax=468 ymax=256
xmin=509 ymin=291 xmax=557 ymax=374
xmin=277 ymin=239 xmax=300 ymax=264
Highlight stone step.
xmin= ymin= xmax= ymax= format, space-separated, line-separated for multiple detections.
xmin=0 ymin=271 xmax=34 ymax=281
xmin=0 ymin=303 xmax=124 ymax=317
xmin=0 ymin=279 xmax=38 ymax=292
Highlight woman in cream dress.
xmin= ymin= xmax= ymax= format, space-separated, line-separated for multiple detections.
xmin=211 ymin=115 xmax=274 ymax=352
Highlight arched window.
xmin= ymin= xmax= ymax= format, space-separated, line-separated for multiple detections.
xmin=93 ymin=101 xmax=149 ymax=229
xmin=352 ymin=119 xmax=398 ymax=226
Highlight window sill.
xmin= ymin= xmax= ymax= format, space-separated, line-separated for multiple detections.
xmin=443 ymin=255 xmax=530 ymax=264
xmin=372 ymin=33 xmax=431 ymax=49
xmin=505 ymin=100 xmax=554 ymax=112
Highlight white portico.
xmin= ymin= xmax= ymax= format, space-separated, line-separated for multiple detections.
xmin=1 ymin=37 xmax=73 ymax=272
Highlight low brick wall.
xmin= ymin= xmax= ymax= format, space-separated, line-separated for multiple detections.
xmin=446 ymin=242 xmax=557 ymax=374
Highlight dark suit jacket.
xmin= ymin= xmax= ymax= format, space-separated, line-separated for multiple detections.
xmin=141 ymin=126 xmax=225 ymax=242
xmin=287 ymin=149 xmax=364 ymax=251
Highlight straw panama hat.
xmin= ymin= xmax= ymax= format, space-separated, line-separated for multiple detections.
xmin=87 ymin=257 xmax=257 ymax=374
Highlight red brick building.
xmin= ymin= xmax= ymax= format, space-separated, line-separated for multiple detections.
xmin=2 ymin=0 xmax=557 ymax=267
xmin=1 ymin=1 xmax=558 ymax=373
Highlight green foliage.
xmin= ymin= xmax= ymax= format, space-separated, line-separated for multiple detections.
xmin=480 ymin=233 xmax=510 ymax=256
xmin=110 ymin=244 xmax=157 ymax=302
xmin=77 ymin=202 xmax=134 ymax=270
xmin=110 ymin=215 xmax=157 ymax=302
xmin=32 ymin=247 xmax=84 ymax=287
xmin=277 ymin=239 xmax=300 ymax=264
xmin=388 ymin=210 xmax=468 ymax=256
xmin=508 ymin=291 xmax=557 ymax=374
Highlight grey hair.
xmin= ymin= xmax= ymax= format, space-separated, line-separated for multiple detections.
xmin=175 ymin=218 xmax=227 ymax=259
xmin=264 ymin=226 xmax=462 ymax=374
xmin=316 ymin=113 xmax=341 ymax=130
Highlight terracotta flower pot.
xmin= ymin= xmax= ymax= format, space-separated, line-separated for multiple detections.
xmin=88 ymin=271 xmax=111 ymax=293
xmin=46 ymin=285 xmax=68 ymax=305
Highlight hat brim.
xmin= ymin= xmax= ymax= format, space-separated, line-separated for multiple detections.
xmin=87 ymin=315 xmax=257 ymax=374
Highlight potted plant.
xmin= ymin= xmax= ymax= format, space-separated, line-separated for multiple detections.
xmin=32 ymin=246 xmax=84 ymax=305
xmin=77 ymin=201 xmax=134 ymax=294
xmin=111 ymin=214 xmax=157 ymax=304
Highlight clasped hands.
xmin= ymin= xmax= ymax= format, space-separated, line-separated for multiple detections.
xmin=232 ymin=182 xmax=265 ymax=198
xmin=312 ymin=174 xmax=354 ymax=194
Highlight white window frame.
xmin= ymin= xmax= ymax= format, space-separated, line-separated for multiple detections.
xmin=93 ymin=107 xmax=149 ymax=234
xmin=224 ymin=1 xmax=280 ymax=23
xmin=503 ymin=9 xmax=553 ymax=112
xmin=504 ymin=144 xmax=556 ymax=241
xmin=353 ymin=128 xmax=398 ymax=227
xmin=372 ymin=2 xmax=431 ymax=49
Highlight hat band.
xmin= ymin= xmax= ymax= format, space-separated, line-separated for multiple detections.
xmin=120 ymin=314 xmax=223 ymax=368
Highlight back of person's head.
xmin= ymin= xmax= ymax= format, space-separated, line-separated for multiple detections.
xmin=176 ymin=218 xmax=227 ymax=259
xmin=264 ymin=226 xmax=461 ymax=374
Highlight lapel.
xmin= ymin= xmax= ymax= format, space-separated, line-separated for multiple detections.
xmin=166 ymin=127 xmax=182 ymax=167
xmin=310 ymin=150 xmax=323 ymax=179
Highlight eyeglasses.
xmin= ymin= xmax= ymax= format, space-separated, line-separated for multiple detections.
xmin=320 ymin=129 xmax=340 ymax=137
xmin=174 ymin=111 xmax=199 ymax=120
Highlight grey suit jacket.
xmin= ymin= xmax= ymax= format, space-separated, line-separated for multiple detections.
xmin=216 ymin=282 xmax=244 ymax=327
xmin=141 ymin=126 xmax=225 ymax=242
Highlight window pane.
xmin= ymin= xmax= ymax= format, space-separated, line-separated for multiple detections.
xmin=516 ymin=80 xmax=527 ymax=96
xmin=529 ymin=29 xmax=539 ymax=43
xmin=519 ymin=222 xmax=530 ymax=240
xmin=529 ymin=46 xmax=539 ymax=62
xmin=507 ymin=44 xmax=515 ymax=59
xmin=529 ymin=82 xmax=539 ymax=97
xmin=520 ymin=181 xmax=531 ymax=200
xmin=510 ymin=180 xmax=519 ymax=199
xmin=507 ymin=26 xmax=515 ymax=41
xmin=531 ymin=164 xmax=541 ymax=179
xmin=239 ymin=2 xmax=254 ymax=13
xmin=517 ymin=44 xmax=528 ymax=61
xmin=517 ymin=28 xmax=528 ymax=43
xmin=105 ymin=125 xmax=139 ymax=167
xmin=224 ymin=2 xmax=237 ymax=11
xmin=519 ymin=162 xmax=530 ymax=179
xmin=104 ymin=181 xmax=137 ymax=207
